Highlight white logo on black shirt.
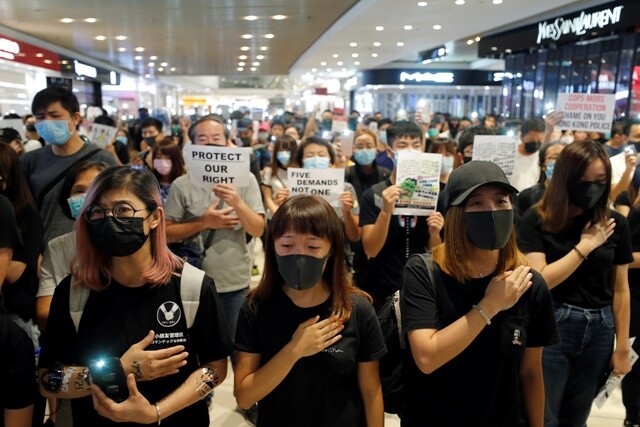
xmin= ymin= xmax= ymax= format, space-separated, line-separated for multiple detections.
xmin=157 ymin=301 xmax=182 ymax=327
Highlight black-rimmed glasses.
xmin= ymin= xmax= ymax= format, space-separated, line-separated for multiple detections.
xmin=84 ymin=202 xmax=153 ymax=224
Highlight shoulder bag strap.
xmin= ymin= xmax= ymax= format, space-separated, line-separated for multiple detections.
xmin=69 ymin=282 xmax=90 ymax=333
xmin=180 ymin=262 xmax=205 ymax=329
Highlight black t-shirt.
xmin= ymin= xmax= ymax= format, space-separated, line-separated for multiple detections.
xmin=518 ymin=208 xmax=633 ymax=308
xmin=516 ymin=183 xmax=545 ymax=216
xmin=345 ymin=163 xmax=391 ymax=201
xmin=2 ymin=204 xmax=43 ymax=321
xmin=0 ymin=194 xmax=21 ymax=250
xmin=400 ymin=255 xmax=559 ymax=427
xmin=358 ymin=180 xmax=429 ymax=308
xmin=235 ymin=287 xmax=387 ymax=427
xmin=0 ymin=312 xmax=35 ymax=425
xmin=39 ymin=270 xmax=233 ymax=427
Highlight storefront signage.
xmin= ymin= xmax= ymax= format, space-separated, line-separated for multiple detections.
xmin=537 ymin=5 xmax=624 ymax=44
xmin=399 ymin=72 xmax=454 ymax=83
xmin=60 ymin=55 xmax=120 ymax=85
xmin=74 ymin=60 xmax=97 ymax=79
xmin=0 ymin=33 xmax=59 ymax=72
xmin=0 ymin=38 xmax=19 ymax=60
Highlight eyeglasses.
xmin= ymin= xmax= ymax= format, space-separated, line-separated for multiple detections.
xmin=84 ymin=202 xmax=153 ymax=224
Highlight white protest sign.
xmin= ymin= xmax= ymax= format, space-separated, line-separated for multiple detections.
xmin=595 ymin=338 xmax=638 ymax=408
xmin=331 ymin=116 xmax=348 ymax=134
xmin=185 ymin=145 xmax=252 ymax=189
xmin=368 ymin=121 xmax=378 ymax=132
xmin=555 ymin=93 xmax=615 ymax=133
xmin=90 ymin=124 xmax=117 ymax=148
xmin=0 ymin=119 xmax=25 ymax=141
xmin=418 ymin=99 xmax=433 ymax=123
xmin=394 ymin=151 xmax=442 ymax=216
xmin=472 ymin=135 xmax=518 ymax=181
xmin=339 ymin=131 xmax=354 ymax=158
xmin=287 ymin=168 xmax=344 ymax=206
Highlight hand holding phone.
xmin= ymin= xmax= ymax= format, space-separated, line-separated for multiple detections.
xmin=89 ymin=357 xmax=130 ymax=403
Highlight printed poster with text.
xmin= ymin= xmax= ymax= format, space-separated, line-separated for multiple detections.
xmin=287 ymin=168 xmax=344 ymax=207
xmin=472 ymin=135 xmax=518 ymax=181
xmin=555 ymin=93 xmax=615 ymax=133
xmin=394 ymin=151 xmax=441 ymax=216
xmin=184 ymin=145 xmax=251 ymax=189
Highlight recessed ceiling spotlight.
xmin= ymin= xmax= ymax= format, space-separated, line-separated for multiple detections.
xmin=505 ymin=48 xmax=512 ymax=53
xmin=244 ymin=15 xmax=258 ymax=21
xmin=320 ymin=61 xmax=327 ymax=66
xmin=352 ymin=53 xmax=359 ymax=58
xmin=251 ymin=67 xmax=257 ymax=71
xmin=467 ymin=40 xmax=474 ymax=45
xmin=349 ymin=42 xmax=357 ymax=47
xmin=161 ymin=62 xmax=168 ymax=67
xmin=158 ymin=67 xmax=164 ymax=72
xmin=241 ymin=46 xmax=250 ymax=51
xmin=433 ymin=24 xmax=442 ymax=30
xmin=118 ymin=47 xmax=126 ymax=52
xmin=239 ymin=62 xmax=246 ymax=66
xmin=144 ymin=74 xmax=150 ymax=78
xmin=475 ymin=36 xmax=481 ymax=42
xmin=264 ymin=33 xmax=275 ymax=39
xmin=404 ymin=25 xmax=413 ymax=30
xmin=242 ymin=34 xmax=253 ymax=39
xmin=332 ymin=54 xmax=339 ymax=58
xmin=134 ymin=55 xmax=143 ymax=60
xmin=311 ymin=68 xmax=317 ymax=72
xmin=337 ymin=61 xmax=344 ymax=66
xmin=252 ymin=61 xmax=260 ymax=66
xmin=491 ymin=46 xmax=498 ymax=51
xmin=148 ymin=62 xmax=155 ymax=67
xmin=115 ymin=35 xmax=127 ymax=41
xmin=255 ymin=55 xmax=264 ymax=60
xmin=239 ymin=55 xmax=247 ymax=60
xmin=150 ymin=55 xmax=158 ymax=60
xmin=455 ymin=0 xmax=465 ymax=4
xmin=373 ymin=42 xmax=381 ymax=47
xmin=238 ymin=67 xmax=244 ymax=71
xmin=418 ymin=1 xmax=428 ymax=5
xmin=135 ymin=47 xmax=145 ymax=52
xmin=170 ymin=67 xmax=176 ymax=71
xmin=492 ymin=0 xmax=502 ymax=4
xmin=372 ymin=53 xmax=378 ymax=57
xmin=375 ymin=26 xmax=384 ymax=31
xmin=60 ymin=18 xmax=74 ymax=23
xmin=396 ymin=42 xmax=404 ymax=47
xmin=94 ymin=35 xmax=106 ymax=41
xmin=271 ymin=15 xmax=287 ymax=20
xmin=354 ymin=61 xmax=360 ymax=65
xmin=260 ymin=46 xmax=268 ymax=51
xmin=84 ymin=18 xmax=97 ymax=23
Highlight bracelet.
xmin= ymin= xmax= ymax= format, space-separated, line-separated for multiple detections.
xmin=472 ymin=304 xmax=491 ymax=325
xmin=154 ymin=403 xmax=161 ymax=426
xmin=573 ymin=245 xmax=587 ymax=260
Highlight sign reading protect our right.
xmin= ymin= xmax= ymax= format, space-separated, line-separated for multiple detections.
xmin=555 ymin=93 xmax=615 ymax=133
xmin=185 ymin=145 xmax=251 ymax=189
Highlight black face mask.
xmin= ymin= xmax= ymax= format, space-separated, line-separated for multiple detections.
xmin=240 ymin=137 xmax=251 ymax=147
xmin=569 ymin=182 xmax=606 ymax=210
xmin=26 ymin=123 xmax=36 ymax=132
xmin=524 ymin=141 xmax=541 ymax=154
xmin=275 ymin=253 xmax=328 ymax=290
xmin=464 ymin=209 xmax=514 ymax=250
xmin=463 ymin=156 xmax=473 ymax=164
xmin=87 ymin=216 xmax=149 ymax=257
xmin=143 ymin=136 xmax=157 ymax=148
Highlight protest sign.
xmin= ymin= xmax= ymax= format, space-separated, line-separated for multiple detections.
xmin=287 ymin=168 xmax=344 ymax=206
xmin=555 ymin=93 xmax=615 ymax=133
xmin=368 ymin=121 xmax=378 ymax=132
xmin=394 ymin=151 xmax=441 ymax=216
xmin=90 ymin=124 xmax=117 ymax=148
xmin=339 ymin=131 xmax=354 ymax=158
xmin=0 ymin=119 xmax=25 ymax=141
xmin=472 ymin=135 xmax=518 ymax=180
xmin=185 ymin=145 xmax=251 ymax=189
xmin=418 ymin=99 xmax=433 ymax=123
xmin=331 ymin=116 xmax=348 ymax=134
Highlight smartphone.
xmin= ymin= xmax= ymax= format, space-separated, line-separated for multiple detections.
xmin=89 ymin=357 xmax=129 ymax=403
xmin=624 ymin=145 xmax=637 ymax=156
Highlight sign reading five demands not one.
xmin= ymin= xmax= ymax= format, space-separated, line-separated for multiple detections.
xmin=287 ymin=168 xmax=345 ymax=206
xmin=185 ymin=145 xmax=252 ymax=189
xmin=555 ymin=93 xmax=615 ymax=133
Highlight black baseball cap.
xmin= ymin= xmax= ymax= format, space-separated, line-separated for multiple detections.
xmin=445 ymin=161 xmax=518 ymax=207
xmin=237 ymin=117 xmax=252 ymax=131
xmin=0 ymin=128 xmax=21 ymax=143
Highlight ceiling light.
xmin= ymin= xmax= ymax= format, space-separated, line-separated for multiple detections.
xmin=418 ymin=1 xmax=428 ymax=5
xmin=238 ymin=67 xmax=244 ymax=71
xmin=311 ymin=68 xmax=317 ymax=72
xmin=150 ymin=55 xmax=158 ymax=60
xmin=135 ymin=47 xmax=145 ymax=52
xmin=375 ymin=26 xmax=384 ymax=31
xmin=492 ymin=0 xmax=502 ymax=3
xmin=239 ymin=62 xmax=246 ymax=66
xmin=144 ymin=74 xmax=150 ymax=78
xmin=244 ymin=15 xmax=258 ymax=21
xmin=349 ymin=42 xmax=357 ymax=47
xmin=256 ymin=55 xmax=264 ymax=60
xmin=148 ymin=62 xmax=155 ymax=67
xmin=320 ymin=61 xmax=327 ymax=66
xmin=467 ymin=39 xmax=474 ymax=45
xmin=94 ymin=35 xmax=106 ymax=41
xmin=241 ymin=46 xmax=250 ymax=51
xmin=264 ymin=34 xmax=275 ymax=39
xmin=404 ymin=25 xmax=413 ymax=30
xmin=260 ymin=46 xmax=268 ymax=51
xmin=60 ymin=18 xmax=74 ymax=23
xmin=396 ymin=42 xmax=404 ymax=47
xmin=433 ymin=24 xmax=442 ymax=30
xmin=239 ymin=55 xmax=247 ymax=60
xmin=36 ymin=53 xmax=44 ymax=58
xmin=455 ymin=0 xmax=465 ymax=4
xmin=84 ymin=18 xmax=97 ymax=23
xmin=253 ymin=62 xmax=260 ymax=66
xmin=242 ymin=34 xmax=253 ymax=39
xmin=372 ymin=53 xmax=378 ymax=57
xmin=118 ymin=47 xmax=126 ymax=52
xmin=505 ymin=48 xmax=512 ymax=53
xmin=475 ymin=36 xmax=481 ymax=42
xmin=354 ymin=61 xmax=360 ymax=65
xmin=251 ymin=67 xmax=257 ymax=71
xmin=134 ymin=55 xmax=143 ymax=60
xmin=337 ymin=61 xmax=344 ymax=66
xmin=352 ymin=53 xmax=359 ymax=58
xmin=161 ymin=62 xmax=168 ymax=67
xmin=271 ymin=15 xmax=287 ymax=20
xmin=170 ymin=67 xmax=176 ymax=71
xmin=373 ymin=42 xmax=381 ymax=47
xmin=158 ymin=67 xmax=164 ymax=72
xmin=491 ymin=46 xmax=498 ymax=51
xmin=115 ymin=35 xmax=127 ymax=41
xmin=332 ymin=54 xmax=339 ymax=58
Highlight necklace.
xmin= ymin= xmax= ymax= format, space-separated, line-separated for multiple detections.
xmin=475 ymin=262 xmax=497 ymax=278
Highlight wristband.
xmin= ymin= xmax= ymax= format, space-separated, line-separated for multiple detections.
xmin=472 ymin=304 xmax=491 ymax=325
xmin=573 ymin=245 xmax=587 ymax=260
xmin=155 ymin=403 xmax=161 ymax=426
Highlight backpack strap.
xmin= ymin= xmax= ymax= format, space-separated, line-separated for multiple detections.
xmin=392 ymin=290 xmax=404 ymax=349
xmin=180 ymin=262 xmax=205 ymax=329
xmin=69 ymin=283 xmax=90 ymax=333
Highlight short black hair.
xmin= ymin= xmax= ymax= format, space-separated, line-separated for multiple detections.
xmin=141 ymin=117 xmax=163 ymax=133
xmin=295 ymin=136 xmax=336 ymax=166
xmin=378 ymin=118 xmax=392 ymax=127
xmin=623 ymin=119 xmax=640 ymax=137
xmin=611 ymin=120 xmax=625 ymax=137
xmin=457 ymin=125 xmax=496 ymax=155
xmin=31 ymin=86 xmax=80 ymax=116
xmin=93 ymin=114 xmax=115 ymax=127
xmin=386 ymin=120 xmax=423 ymax=146
xmin=520 ymin=117 xmax=545 ymax=136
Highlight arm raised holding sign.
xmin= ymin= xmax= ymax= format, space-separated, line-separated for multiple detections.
xmin=340 ymin=191 xmax=361 ymax=242
xmin=213 ymin=184 xmax=265 ymax=238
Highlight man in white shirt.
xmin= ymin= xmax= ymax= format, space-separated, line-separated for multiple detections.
xmin=511 ymin=117 xmax=546 ymax=192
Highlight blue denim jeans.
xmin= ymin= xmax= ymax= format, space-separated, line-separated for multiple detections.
xmin=543 ymin=303 xmax=615 ymax=427
xmin=218 ymin=287 xmax=248 ymax=351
